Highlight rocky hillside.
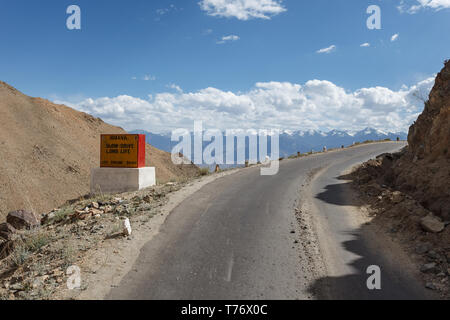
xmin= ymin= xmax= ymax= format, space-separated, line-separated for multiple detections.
xmin=408 ymin=61 xmax=450 ymax=162
xmin=349 ymin=60 xmax=450 ymax=297
xmin=385 ymin=60 xmax=450 ymax=220
xmin=0 ymin=81 xmax=199 ymax=220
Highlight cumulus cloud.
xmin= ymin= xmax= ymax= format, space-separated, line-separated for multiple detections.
xmin=156 ymin=5 xmax=175 ymax=16
xmin=143 ymin=74 xmax=156 ymax=81
xmin=398 ymin=0 xmax=450 ymax=13
xmin=167 ymin=84 xmax=183 ymax=93
xmin=316 ymin=45 xmax=336 ymax=54
xmin=360 ymin=42 xmax=370 ymax=47
xmin=203 ymin=28 xmax=213 ymax=35
xmin=132 ymin=75 xmax=156 ymax=81
xmin=56 ymin=77 xmax=435 ymax=134
xmin=217 ymin=34 xmax=240 ymax=44
xmin=391 ymin=33 xmax=399 ymax=42
xmin=155 ymin=4 xmax=181 ymax=21
xmin=199 ymin=0 xmax=286 ymax=20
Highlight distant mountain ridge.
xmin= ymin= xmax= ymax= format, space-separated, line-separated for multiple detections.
xmin=131 ymin=128 xmax=407 ymax=161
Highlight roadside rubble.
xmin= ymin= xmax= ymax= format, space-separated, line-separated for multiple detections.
xmin=0 ymin=181 xmax=184 ymax=300
xmin=348 ymin=156 xmax=449 ymax=299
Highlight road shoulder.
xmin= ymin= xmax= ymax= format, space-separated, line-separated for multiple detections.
xmin=57 ymin=169 xmax=242 ymax=300
xmin=297 ymin=146 xmax=438 ymax=299
xmin=347 ymin=162 xmax=448 ymax=299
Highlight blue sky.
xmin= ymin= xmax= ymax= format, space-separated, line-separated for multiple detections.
xmin=0 ymin=0 xmax=449 ymax=133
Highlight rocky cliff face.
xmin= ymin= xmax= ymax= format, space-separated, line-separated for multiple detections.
xmin=347 ymin=61 xmax=450 ymax=297
xmin=408 ymin=60 xmax=450 ymax=162
xmin=383 ymin=61 xmax=450 ymax=220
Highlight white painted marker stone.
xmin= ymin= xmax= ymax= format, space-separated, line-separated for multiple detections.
xmin=123 ymin=218 xmax=132 ymax=236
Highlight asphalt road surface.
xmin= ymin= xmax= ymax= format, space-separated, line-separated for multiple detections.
xmin=108 ymin=142 xmax=432 ymax=300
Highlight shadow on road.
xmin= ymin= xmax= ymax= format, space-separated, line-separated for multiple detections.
xmin=307 ymin=175 xmax=431 ymax=300
xmin=314 ymin=181 xmax=355 ymax=207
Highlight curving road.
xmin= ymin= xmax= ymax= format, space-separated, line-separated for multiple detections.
xmin=108 ymin=142 xmax=432 ymax=300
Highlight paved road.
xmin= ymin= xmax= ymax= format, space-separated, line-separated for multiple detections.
xmin=108 ymin=142 xmax=431 ymax=300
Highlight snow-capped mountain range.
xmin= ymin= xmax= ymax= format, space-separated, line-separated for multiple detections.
xmin=131 ymin=128 xmax=407 ymax=160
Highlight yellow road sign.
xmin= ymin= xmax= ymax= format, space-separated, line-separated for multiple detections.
xmin=100 ymin=134 xmax=145 ymax=168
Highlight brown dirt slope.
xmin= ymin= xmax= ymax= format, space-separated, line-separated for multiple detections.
xmin=349 ymin=61 xmax=450 ymax=298
xmin=0 ymin=81 xmax=199 ymax=220
xmin=355 ymin=61 xmax=450 ymax=220
xmin=388 ymin=60 xmax=450 ymax=219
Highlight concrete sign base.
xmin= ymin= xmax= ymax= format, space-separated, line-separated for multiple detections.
xmin=90 ymin=167 xmax=156 ymax=194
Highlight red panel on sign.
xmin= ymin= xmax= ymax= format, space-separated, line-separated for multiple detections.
xmin=137 ymin=134 xmax=146 ymax=168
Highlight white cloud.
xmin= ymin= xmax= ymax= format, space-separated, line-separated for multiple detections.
xmin=203 ymin=28 xmax=213 ymax=35
xmin=199 ymin=0 xmax=286 ymax=20
xmin=156 ymin=4 xmax=178 ymax=16
xmin=391 ymin=33 xmax=399 ymax=42
xmin=398 ymin=0 xmax=450 ymax=13
xmin=143 ymin=74 xmax=156 ymax=81
xmin=167 ymin=83 xmax=183 ymax=93
xmin=217 ymin=34 xmax=240 ymax=44
xmin=360 ymin=42 xmax=370 ymax=47
xmin=316 ymin=45 xmax=336 ymax=54
xmin=132 ymin=75 xmax=156 ymax=81
xmin=57 ymin=77 xmax=435 ymax=134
